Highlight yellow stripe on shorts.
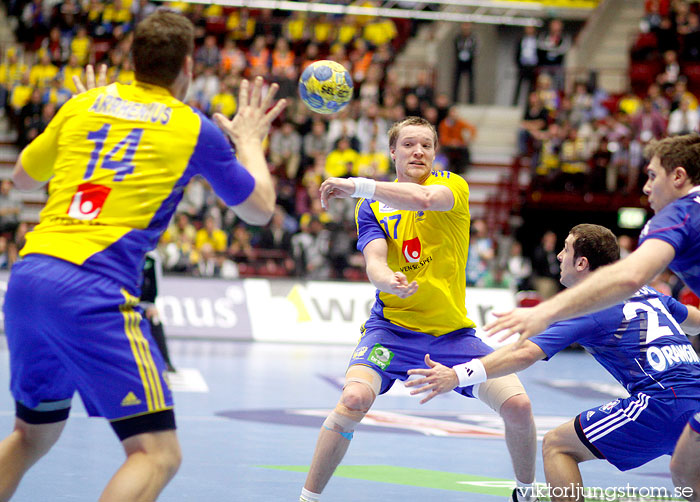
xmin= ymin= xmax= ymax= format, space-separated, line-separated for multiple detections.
xmin=120 ymin=289 xmax=165 ymax=410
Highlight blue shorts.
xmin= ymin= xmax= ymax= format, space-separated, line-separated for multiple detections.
xmin=574 ymin=390 xmax=696 ymax=471
xmin=348 ymin=317 xmax=493 ymax=397
xmin=4 ymin=255 xmax=173 ymax=421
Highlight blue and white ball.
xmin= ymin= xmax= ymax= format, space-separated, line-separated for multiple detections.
xmin=298 ymin=60 xmax=353 ymax=114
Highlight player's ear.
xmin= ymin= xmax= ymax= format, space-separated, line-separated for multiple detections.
xmin=673 ymin=166 xmax=689 ymax=187
xmin=576 ymin=256 xmax=589 ymax=271
xmin=183 ymin=54 xmax=193 ymax=78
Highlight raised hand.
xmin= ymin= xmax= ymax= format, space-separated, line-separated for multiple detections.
xmin=72 ymin=64 xmax=108 ymax=95
xmin=213 ymin=76 xmax=286 ymax=147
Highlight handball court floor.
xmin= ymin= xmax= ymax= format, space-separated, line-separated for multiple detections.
xmin=0 ymin=337 xmax=680 ymax=501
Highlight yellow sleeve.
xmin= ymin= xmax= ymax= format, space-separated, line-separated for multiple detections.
xmin=431 ymin=172 xmax=469 ymax=217
xmin=20 ymin=97 xmax=74 ymax=182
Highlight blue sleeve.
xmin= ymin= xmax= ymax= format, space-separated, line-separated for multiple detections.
xmin=355 ymin=199 xmax=385 ymax=252
xmin=638 ymin=203 xmax=690 ymax=255
xmin=189 ymin=111 xmax=255 ymax=206
xmin=664 ymin=295 xmax=690 ymax=324
xmin=529 ymin=315 xmax=601 ymax=360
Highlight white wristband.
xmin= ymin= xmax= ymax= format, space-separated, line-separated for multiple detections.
xmin=452 ymin=359 xmax=487 ymax=387
xmin=351 ymin=177 xmax=376 ymax=199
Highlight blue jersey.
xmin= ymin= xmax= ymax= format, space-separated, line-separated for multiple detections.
xmin=638 ymin=186 xmax=700 ymax=295
xmin=530 ymin=286 xmax=700 ymax=396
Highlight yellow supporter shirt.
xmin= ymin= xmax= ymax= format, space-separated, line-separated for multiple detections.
xmin=195 ymin=228 xmax=227 ymax=253
xmin=29 ymin=63 xmax=59 ymax=89
xmin=10 ymin=84 xmax=32 ymax=109
xmin=71 ymin=37 xmax=91 ymax=65
xmin=210 ymin=93 xmax=236 ymax=118
xmin=325 ymin=148 xmax=359 ymax=178
xmin=355 ymin=171 xmax=475 ymax=334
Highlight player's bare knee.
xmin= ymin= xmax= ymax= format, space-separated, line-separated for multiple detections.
xmin=499 ymin=394 xmax=533 ymax=431
xmin=670 ymin=455 xmax=698 ymax=492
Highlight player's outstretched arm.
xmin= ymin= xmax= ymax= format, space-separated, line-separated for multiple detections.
xmin=363 ymin=238 xmax=418 ymax=298
xmin=215 ymin=77 xmax=286 ymax=225
xmin=485 ymin=239 xmax=676 ymax=344
xmin=406 ymin=342 xmax=545 ymax=404
xmin=320 ymin=177 xmax=453 ymax=212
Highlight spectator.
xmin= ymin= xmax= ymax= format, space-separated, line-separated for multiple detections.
xmin=324 ymin=136 xmax=359 ymax=178
xmin=209 ymin=76 xmax=237 ymax=118
xmin=506 ymin=241 xmax=533 ymax=291
xmin=537 ymin=18 xmax=570 ymax=90
xmin=438 ymin=105 xmax=477 ymax=174
xmin=531 ymin=230 xmax=560 ymax=299
xmin=518 ymin=91 xmax=549 ymax=158
xmin=668 ymin=95 xmax=698 ymax=136
xmin=453 ymin=22 xmax=477 ymax=103
xmin=220 ymin=37 xmax=247 ymax=75
xmin=70 ymin=26 xmax=92 ymax=66
xmin=356 ymin=137 xmax=391 ymax=180
xmin=478 ymin=265 xmax=514 ymax=289
xmin=356 ymin=102 xmax=389 ymax=154
xmin=407 ymin=69 xmax=435 ymax=110
xmin=291 ymin=216 xmax=330 ymax=279
xmin=195 ymin=214 xmax=228 ymax=256
xmin=228 ymin=223 xmax=255 ymax=264
xmin=227 ymin=7 xmax=255 ymax=45
xmin=269 ymin=121 xmax=302 ymax=179
xmin=631 ymin=97 xmax=666 ymax=143
xmin=29 ymin=49 xmax=58 ymax=90
xmin=513 ymin=24 xmax=539 ymax=106
xmin=0 ymin=180 xmax=22 ymax=240
xmin=41 ymin=27 xmax=69 ymax=67
xmin=303 ymin=120 xmax=329 ymax=168
xmin=195 ymin=34 xmax=221 ymax=68
xmin=465 ymin=218 xmax=495 ymax=286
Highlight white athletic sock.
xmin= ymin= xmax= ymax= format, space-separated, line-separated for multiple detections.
xmin=299 ymin=487 xmax=321 ymax=502
xmin=515 ymin=480 xmax=535 ymax=500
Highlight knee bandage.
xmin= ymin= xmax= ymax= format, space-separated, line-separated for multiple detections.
xmin=323 ymin=403 xmax=366 ymax=441
xmin=476 ymin=374 xmax=526 ymax=413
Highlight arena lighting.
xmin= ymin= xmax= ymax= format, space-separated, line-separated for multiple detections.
xmin=181 ymin=0 xmax=543 ymax=26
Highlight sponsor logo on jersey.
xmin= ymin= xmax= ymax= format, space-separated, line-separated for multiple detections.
xmin=586 ymin=410 xmax=595 ymax=421
xmin=67 ymin=182 xmax=111 ymax=220
xmin=598 ymin=399 xmax=620 ymax=414
xmin=402 ymin=237 xmax=422 ymax=263
xmin=415 ymin=210 xmax=426 ymax=222
xmin=368 ymin=343 xmax=394 ymax=370
xmin=121 ymin=391 xmax=142 ymax=407
xmin=352 ymin=346 xmax=369 ymax=359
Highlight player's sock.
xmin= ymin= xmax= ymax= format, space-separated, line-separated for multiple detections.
xmin=511 ymin=481 xmax=538 ymax=502
xmin=299 ymin=487 xmax=321 ymax=502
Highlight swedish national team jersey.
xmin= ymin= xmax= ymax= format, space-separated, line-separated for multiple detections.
xmin=638 ymin=186 xmax=700 ymax=295
xmin=355 ymin=170 xmax=475 ymax=335
xmin=530 ymin=286 xmax=700 ymax=396
xmin=20 ymin=82 xmax=254 ymax=292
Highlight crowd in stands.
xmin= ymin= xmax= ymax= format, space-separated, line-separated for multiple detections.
xmin=519 ymin=0 xmax=700 ymax=196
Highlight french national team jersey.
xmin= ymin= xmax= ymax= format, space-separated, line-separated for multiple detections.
xmin=638 ymin=186 xmax=700 ymax=295
xmin=19 ymin=82 xmax=254 ymax=292
xmin=355 ymin=170 xmax=476 ymax=335
xmin=530 ymin=286 xmax=700 ymax=397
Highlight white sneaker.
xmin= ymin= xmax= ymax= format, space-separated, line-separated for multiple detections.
xmin=510 ymin=487 xmax=540 ymax=502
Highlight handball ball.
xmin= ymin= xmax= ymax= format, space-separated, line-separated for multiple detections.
xmin=298 ymin=60 xmax=354 ymax=114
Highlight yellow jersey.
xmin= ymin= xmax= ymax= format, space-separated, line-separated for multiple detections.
xmin=20 ymin=81 xmax=255 ymax=292
xmin=355 ymin=170 xmax=475 ymax=335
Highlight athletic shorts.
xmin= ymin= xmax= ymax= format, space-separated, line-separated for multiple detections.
xmin=348 ymin=316 xmax=493 ymax=397
xmin=574 ymin=390 xmax=696 ymax=471
xmin=4 ymin=255 xmax=173 ymax=421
